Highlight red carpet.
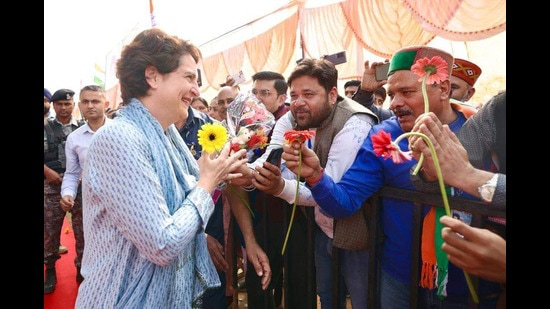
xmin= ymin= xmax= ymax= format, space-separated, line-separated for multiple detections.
xmin=44 ymin=217 xmax=78 ymax=309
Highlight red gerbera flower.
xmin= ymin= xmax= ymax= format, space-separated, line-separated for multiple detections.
xmin=248 ymin=133 xmax=268 ymax=149
xmin=410 ymin=56 xmax=449 ymax=84
xmin=230 ymin=142 xmax=243 ymax=153
xmin=284 ymin=130 xmax=315 ymax=144
xmin=371 ymin=129 xmax=412 ymax=164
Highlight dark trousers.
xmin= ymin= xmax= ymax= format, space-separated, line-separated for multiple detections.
xmin=202 ymin=196 xmax=227 ymax=309
xmin=202 ymin=269 xmax=227 ymax=309
xmin=245 ymin=204 xmax=311 ymax=309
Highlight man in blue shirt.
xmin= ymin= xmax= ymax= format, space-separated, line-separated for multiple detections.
xmin=282 ymin=46 xmax=501 ymax=308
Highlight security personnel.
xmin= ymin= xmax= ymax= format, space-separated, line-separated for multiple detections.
xmin=43 ymin=89 xmax=84 ymax=294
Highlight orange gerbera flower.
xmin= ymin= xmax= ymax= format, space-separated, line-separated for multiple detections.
xmin=280 ymin=129 xmax=315 ymax=255
xmin=410 ymin=55 xmax=449 ymax=84
xmin=284 ymin=130 xmax=315 ymax=144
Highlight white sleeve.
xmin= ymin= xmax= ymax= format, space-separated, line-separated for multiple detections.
xmin=276 ymin=113 xmax=374 ymax=205
xmin=61 ymin=133 xmax=81 ymax=198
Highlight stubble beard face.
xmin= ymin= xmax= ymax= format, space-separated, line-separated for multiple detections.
xmin=293 ymin=98 xmax=331 ymax=129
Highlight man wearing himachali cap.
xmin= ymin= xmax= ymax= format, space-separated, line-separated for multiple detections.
xmin=281 ymin=45 xmax=502 ymax=308
xmin=450 ymin=58 xmax=482 ymax=105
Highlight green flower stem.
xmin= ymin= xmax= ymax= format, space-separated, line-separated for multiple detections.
xmin=281 ymin=148 xmax=301 ymax=255
xmin=228 ymin=183 xmax=255 ymax=219
xmin=412 ymin=154 xmax=424 ymax=175
xmin=422 ymin=73 xmax=430 ymax=114
xmin=394 ymin=132 xmax=479 ymax=304
xmin=411 ymin=73 xmax=431 ymax=176
xmin=395 ymin=132 xmax=450 ymax=214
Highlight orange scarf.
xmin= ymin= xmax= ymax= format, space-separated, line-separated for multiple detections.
xmin=420 ymin=206 xmax=448 ymax=298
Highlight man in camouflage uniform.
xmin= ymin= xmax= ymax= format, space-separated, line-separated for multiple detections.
xmin=44 ymin=89 xmax=84 ymax=294
xmin=45 ymin=87 xmax=68 ymax=255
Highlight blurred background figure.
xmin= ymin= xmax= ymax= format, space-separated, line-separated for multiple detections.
xmin=216 ymin=86 xmax=239 ymax=121
xmin=44 ymin=88 xmax=54 ymax=119
xmin=343 ymin=79 xmax=361 ymax=98
xmin=450 ymin=58 xmax=482 ymax=106
xmin=208 ymin=96 xmax=222 ymax=121
xmin=191 ymin=96 xmax=209 ymax=113
xmin=373 ymin=86 xmax=387 ymax=107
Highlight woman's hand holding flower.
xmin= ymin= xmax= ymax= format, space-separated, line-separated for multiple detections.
xmin=197 ymin=144 xmax=248 ymax=193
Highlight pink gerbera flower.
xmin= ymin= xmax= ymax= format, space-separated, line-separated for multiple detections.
xmin=410 ymin=56 xmax=449 ymax=84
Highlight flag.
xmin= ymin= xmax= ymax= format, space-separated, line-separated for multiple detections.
xmin=93 ymin=76 xmax=104 ymax=87
xmin=94 ymin=63 xmax=105 ymax=88
xmin=149 ymin=0 xmax=157 ymax=28
xmin=95 ymin=63 xmax=105 ymax=74
xmin=104 ymin=41 xmax=123 ymax=89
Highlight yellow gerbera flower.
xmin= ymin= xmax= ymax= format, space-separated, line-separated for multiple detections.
xmin=197 ymin=123 xmax=228 ymax=154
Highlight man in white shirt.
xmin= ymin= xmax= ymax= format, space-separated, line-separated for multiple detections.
xmin=60 ymin=85 xmax=111 ymax=284
xmin=237 ymin=59 xmax=378 ymax=308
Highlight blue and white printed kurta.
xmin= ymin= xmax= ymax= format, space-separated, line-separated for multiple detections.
xmin=75 ymin=100 xmax=220 ymax=309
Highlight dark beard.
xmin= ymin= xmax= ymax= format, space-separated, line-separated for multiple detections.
xmin=44 ymin=106 xmax=50 ymax=116
xmin=293 ymin=97 xmax=333 ymax=130
xmin=294 ymin=106 xmax=331 ymax=130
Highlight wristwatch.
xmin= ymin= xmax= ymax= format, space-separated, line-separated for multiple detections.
xmin=478 ymin=174 xmax=498 ymax=203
